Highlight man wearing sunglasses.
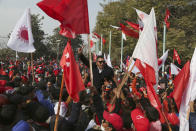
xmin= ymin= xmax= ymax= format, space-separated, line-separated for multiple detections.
xmin=78 ymin=48 xmax=114 ymax=94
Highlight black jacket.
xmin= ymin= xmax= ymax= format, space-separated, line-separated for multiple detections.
xmin=79 ymin=54 xmax=114 ymax=94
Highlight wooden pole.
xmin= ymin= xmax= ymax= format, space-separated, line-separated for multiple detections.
xmin=88 ymin=35 xmax=93 ymax=86
xmin=31 ymin=53 xmax=35 ymax=84
xmin=54 ymin=74 xmax=64 ymax=131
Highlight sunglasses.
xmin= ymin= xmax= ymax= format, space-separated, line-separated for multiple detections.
xmin=98 ymin=61 xmax=105 ymax=63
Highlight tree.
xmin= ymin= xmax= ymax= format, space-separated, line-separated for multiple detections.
xmin=95 ymin=0 xmax=196 ymax=65
xmin=47 ymin=27 xmax=84 ymax=61
xmin=31 ymin=14 xmax=48 ymax=58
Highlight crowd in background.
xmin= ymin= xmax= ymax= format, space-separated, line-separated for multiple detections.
xmin=0 ymin=54 xmax=196 ymax=131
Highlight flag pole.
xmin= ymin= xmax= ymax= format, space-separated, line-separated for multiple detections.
xmin=88 ymin=35 xmax=94 ymax=86
xmin=16 ymin=51 xmax=18 ymax=61
xmin=162 ymin=22 xmax=166 ymax=76
xmin=101 ymin=34 xmax=103 ymax=54
xmin=120 ymin=32 xmax=124 ymax=72
xmin=109 ymin=31 xmax=112 ymax=56
xmin=31 ymin=53 xmax=35 ymax=84
xmin=54 ymin=72 xmax=64 ymax=131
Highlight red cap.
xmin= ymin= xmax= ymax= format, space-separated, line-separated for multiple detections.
xmin=87 ymin=82 xmax=91 ymax=87
xmin=103 ymin=110 xmax=123 ymax=130
xmin=0 ymin=80 xmax=7 ymax=87
xmin=139 ymin=87 xmax=146 ymax=92
xmin=131 ymin=108 xmax=150 ymax=131
xmin=1 ymin=71 xmax=7 ymax=76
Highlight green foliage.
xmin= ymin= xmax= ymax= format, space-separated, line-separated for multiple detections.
xmin=46 ymin=27 xmax=83 ymax=60
xmin=31 ymin=14 xmax=48 ymax=58
xmin=95 ymin=0 xmax=196 ymax=65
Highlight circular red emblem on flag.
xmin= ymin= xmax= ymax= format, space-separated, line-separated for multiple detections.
xmin=17 ymin=26 xmax=29 ymax=43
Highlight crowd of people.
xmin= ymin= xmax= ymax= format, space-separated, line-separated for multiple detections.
xmin=0 ymin=50 xmax=196 ymax=131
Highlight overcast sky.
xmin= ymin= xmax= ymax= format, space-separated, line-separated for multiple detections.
xmin=0 ymin=0 xmax=106 ymax=37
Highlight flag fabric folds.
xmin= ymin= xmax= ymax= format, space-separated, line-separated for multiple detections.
xmin=37 ymin=0 xmax=89 ymax=38
xmin=60 ymin=40 xmax=85 ymax=102
xmin=173 ymin=61 xmax=190 ymax=110
xmin=164 ymin=8 xmax=170 ymax=28
xmin=132 ymin=8 xmax=165 ymax=123
xmin=126 ymin=21 xmax=139 ymax=31
xmin=170 ymin=63 xmax=181 ymax=75
xmin=158 ymin=49 xmax=169 ymax=70
xmin=173 ymin=49 xmax=181 ymax=65
xmin=93 ymin=33 xmax=106 ymax=45
xmin=120 ymin=23 xmax=139 ymax=39
xmin=7 ymin=8 xmax=35 ymax=53
xmin=179 ymin=48 xmax=196 ymax=131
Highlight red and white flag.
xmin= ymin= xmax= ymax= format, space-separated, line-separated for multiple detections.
xmin=173 ymin=61 xmax=190 ymax=110
xmin=170 ymin=63 xmax=181 ymax=75
xmin=135 ymin=8 xmax=148 ymax=26
xmin=120 ymin=23 xmax=139 ymax=39
xmin=179 ymin=48 xmax=196 ymax=131
xmin=158 ymin=49 xmax=169 ymax=70
xmin=164 ymin=8 xmax=170 ymax=28
xmin=132 ymin=8 xmax=165 ymax=123
xmin=173 ymin=48 xmax=181 ymax=65
xmin=126 ymin=21 xmax=139 ymax=31
xmin=60 ymin=40 xmax=85 ymax=102
xmin=7 ymin=8 xmax=35 ymax=53
xmin=37 ymin=0 xmax=90 ymax=38
xmin=93 ymin=32 xmax=106 ymax=45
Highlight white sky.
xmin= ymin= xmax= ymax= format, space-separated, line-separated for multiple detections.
xmin=0 ymin=0 xmax=106 ymax=38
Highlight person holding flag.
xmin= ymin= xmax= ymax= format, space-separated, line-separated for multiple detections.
xmin=78 ymin=48 xmax=115 ymax=94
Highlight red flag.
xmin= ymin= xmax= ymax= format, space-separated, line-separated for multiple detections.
xmin=126 ymin=21 xmax=139 ymax=31
xmin=120 ymin=23 xmax=139 ymax=39
xmin=173 ymin=49 xmax=181 ymax=65
xmin=172 ymin=61 xmax=190 ymax=110
xmin=37 ymin=0 xmax=89 ymax=38
xmin=60 ymin=40 xmax=85 ymax=102
xmin=164 ymin=8 xmax=170 ymax=28
xmin=93 ymin=33 xmax=106 ymax=45
xmin=135 ymin=59 xmax=165 ymax=123
xmin=90 ymin=40 xmax=94 ymax=48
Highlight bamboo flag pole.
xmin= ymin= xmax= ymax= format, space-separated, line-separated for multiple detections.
xmin=88 ymin=35 xmax=94 ymax=86
xmin=109 ymin=31 xmax=112 ymax=56
xmin=54 ymin=73 xmax=64 ymax=131
xmin=101 ymin=34 xmax=103 ymax=54
xmin=31 ymin=53 xmax=35 ymax=84
xmin=120 ymin=32 xmax=124 ymax=72
xmin=162 ymin=22 xmax=166 ymax=76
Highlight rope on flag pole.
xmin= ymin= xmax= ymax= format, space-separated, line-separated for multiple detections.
xmin=88 ymin=34 xmax=94 ymax=86
xmin=54 ymin=73 xmax=64 ymax=131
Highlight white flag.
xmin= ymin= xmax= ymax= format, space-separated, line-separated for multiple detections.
xmin=122 ymin=32 xmax=126 ymax=41
xmin=106 ymin=54 xmax=112 ymax=68
xmin=179 ymin=48 xmax=196 ymax=131
xmin=110 ymin=25 xmax=120 ymax=29
xmin=158 ymin=49 xmax=169 ymax=70
xmin=132 ymin=8 xmax=158 ymax=72
xmin=134 ymin=8 xmax=149 ymax=26
xmin=135 ymin=8 xmax=157 ymax=40
xmin=170 ymin=63 xmax=181 ymax=75
xmin=7 ymin=8 xmax=35 ymax=53
xmin=128 ymin=59 xmax=142 ymax=77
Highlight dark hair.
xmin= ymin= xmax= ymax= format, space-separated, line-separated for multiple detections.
xmin=122 ymin=111 xmax=133 ymax=129
xmin=96 ymin=55 xmax=104 ymax=61
xmin=8 ymin=94 xmax=26 ymax=105
xmin=16 ymin=86 xmax=34 ymax=96
xmin=33 ymin=105 xmax=50 ymax=123
xmin=0 ymin=104 xmax=17 ymax=125
xmin=145 ymin=106 xmax=160 ymax=122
